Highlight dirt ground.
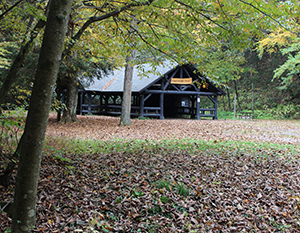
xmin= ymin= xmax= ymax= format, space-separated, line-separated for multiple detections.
xmin=47 ymin=114 xmax=300 ymax=144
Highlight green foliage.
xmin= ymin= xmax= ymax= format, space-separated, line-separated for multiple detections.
xmin=51 ymin=97 xmax=66 ymax=112
xmin=175 ymin=182 xmax=191 ymax=197
xmin=195 ymin=47 xmax=246 ymax=84
xmin=257 ymin=30 xmax=300 ymax=89
xmin=154 ymin=179 xmax=191 ymax=197
xmin=269 ymin=103 xmax=300 ymax=119
xmin=5 ymin=84 xmax=31 ymax=107
xmin=0 ymin=107 xmax=26 ymax=154
xmin=0 ymin=42 xmax=16 ymax=70
xmin=153 ymin=179 xmax=173 ymax=191
xmin=217 ymin=110 xmax=235 ymax=120
xmin=273 ymin=39 xmax=300 ymax=89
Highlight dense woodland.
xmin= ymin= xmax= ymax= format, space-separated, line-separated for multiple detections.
xmin=0 ymin=0 xmax=300 ymax=232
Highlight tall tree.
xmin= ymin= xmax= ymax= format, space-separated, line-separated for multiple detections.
xmin=120 ymin=16 xmax=137 ymax=126
xmin=120 ymin=48 xmax=136 ymax=126
xmin=11 ymin=0 xmax=73 ymax=231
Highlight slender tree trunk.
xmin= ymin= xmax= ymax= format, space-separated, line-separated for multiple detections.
xmin=60 ymin=21 xmax=78 ymax=123
xmin=227 ymin=88 xmax=231 ymax=111
xmin=234 ymin=79 xmax=240 ymax=111
xmin=11 ymin=0 xmax=72 ymax=232
xmin=120 ymin=49 xmax=136 ymax=126
xmin=61 ymin=75 xmax=78 ymax=123
xmin=56 ymin=77 xmax=62 ymax=122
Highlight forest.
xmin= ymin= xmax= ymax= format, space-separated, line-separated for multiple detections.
xmin=0 ymin=0 xmax=300 ymax=232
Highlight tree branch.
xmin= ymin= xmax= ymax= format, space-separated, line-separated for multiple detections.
xmin=173 ymin=0 xmax=228 ymax=31
xmin=0 ymin=0 xmax=24 ymax=21
xmin=238 ymin=0 xmax=298 ymax=35
xmin=63 ymin=0 xmax=154 ymax=57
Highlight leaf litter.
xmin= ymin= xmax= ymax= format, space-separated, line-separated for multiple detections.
xmin=0 ymin=115 xmax=300 ymax=232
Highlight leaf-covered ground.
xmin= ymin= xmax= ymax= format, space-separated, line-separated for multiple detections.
xmin=46 ymin=115 xmax=300 ymax=144
xmin=1 ymin=115 xmax=300 ymax=232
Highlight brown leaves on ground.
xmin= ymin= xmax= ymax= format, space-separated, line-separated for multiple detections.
xmin=0 ymin=115 xmax=300 ymax=232
xmin=46 ymin=114 xmax=300 ymax=144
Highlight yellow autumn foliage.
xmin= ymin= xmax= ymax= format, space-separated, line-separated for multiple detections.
xmin=257 ymin=29 xmax=298 ymax=57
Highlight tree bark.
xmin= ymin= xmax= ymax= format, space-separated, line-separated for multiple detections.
xmin=56 ymin=77 xmax=62 ymax=122
xmin=61 ymin=75 xmax=78 ymax=123
xmin=11 ymin=0 xmax=72 ymax=232
xmin=120 ymin=49 xmax=136 ymax=126
xmin=234 ymin=79 xmax=240 ymax=111
xmin=227 ymin=87 xmax=231 ymax=111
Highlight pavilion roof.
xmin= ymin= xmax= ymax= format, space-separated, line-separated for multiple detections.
xmin=81 ymin=62 xmax=174 ymax=93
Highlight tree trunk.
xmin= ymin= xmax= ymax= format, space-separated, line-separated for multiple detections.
xmin=56 ymin=77 xmax=62 ymax=122
xmin=120 ymin=49 xmax=136 ymax=126
xmin=61 ymin=75 xmax=78 ymax=123
xmin=227 ymin=87 xmax=231 ymax=111
xmin=11 ymin=0 xmax=72 ymax=232
xmin=234 ymin=79 xmax=240 ymax=111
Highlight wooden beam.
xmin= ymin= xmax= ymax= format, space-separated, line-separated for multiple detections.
xmin=163 ymin=68 xmax=179 ymax=90
xmin=214 ymin=96 xmax=218 ymax=120
xmin=170 ymin=84 xmax=180 ymax=91
xmin=87 ymin=93 xmax=92 ymax=114
xmin=162 ymin=74 xmax=169 ymax=90
xmin=144 ymin=93 xmax=152 ymax=102
xmin=182 ymin=85 xmax=191 ymax=91
xmin=180 ymin=66 xmax=183 ymax=78
xmin=190 ymin=95 xmax=195 ymax=118
xmin=145 ymin=90 xmax=217 ymax=96
xmin=207 ymin=95 xmax=216 ymax=104
xmin=160 ymin=93 xmax=164 ymax=119
xmin=79 ymin=92 xmax=84 ymax=115
xmin=140 ymin=94 xmax=144 ymax=117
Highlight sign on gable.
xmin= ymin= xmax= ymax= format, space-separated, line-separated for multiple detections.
xmin=170 ymin=77 xmax=193 ymax=84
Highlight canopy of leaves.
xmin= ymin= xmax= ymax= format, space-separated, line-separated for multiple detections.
xmin=64 ymin=0 xmax=300 ymax=83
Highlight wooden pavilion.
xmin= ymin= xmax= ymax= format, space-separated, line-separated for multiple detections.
xmin=76 ymin=62 xmax=226 ymax=119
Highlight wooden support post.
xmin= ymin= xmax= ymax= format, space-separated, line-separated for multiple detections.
xmin=190 ymin=96 xmax=195 ymax=118
xmin=140 ymin=94 xmax=144 ymax=118
xmin=160 ymin=93 xmax=164 ymax=119
xmin=214 ymin=96 xmax=218 ymax=120
xmin=79 ymin=92 xmax=84 ymax=115
xmin=196 ymin=94 xmax=200 ymax=119
xmin=87 ymin=93 xmax=92 ymax=114
xmin=160 ymin=79 xmax=164 ymax=119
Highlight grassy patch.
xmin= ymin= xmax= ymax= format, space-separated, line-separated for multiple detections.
xmin=44 ymin=136 xmax=300 ymax=159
